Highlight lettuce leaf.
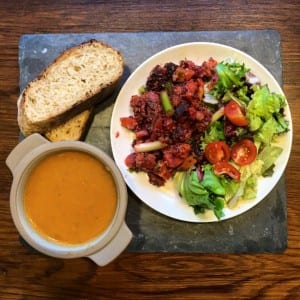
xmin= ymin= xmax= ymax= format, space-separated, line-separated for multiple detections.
xmin=175 ymin=167 xmax=226 ymax=220
xmin=211 ymin=60 xmax=249 ymax=100
xmin=243 ymin=174 xmax=258 ymax=200
xmin=247 ymin=85 xmax=285 ymax=119
xmin=222 ymin=87 xmax=251 ymax=106
xmin=240 ymin=159 xmax=264 ymax=200
xmin=254 ymin=117 xmax=278 ymax=145
xmin=246 ymin=85 xmax=288 ymax=147
xmin=257 ymin=145 xmax=283 ymax=176
xmin=201 ymin=120 xmax=225 ymax=148
xmin=220 ymin=177 xmax=240 ymax=203
xmin=201 ymin=165 xmax=225 ymax=196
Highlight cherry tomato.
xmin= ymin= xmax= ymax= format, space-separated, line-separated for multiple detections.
xmin=204 ymin=141 xmax=231 ymax=164
xmin=231 ymin=139 xmax=257 ymax=165
xmin=224 ymin=100 xmax=248 ymax=126
xmin=214 ymin=161 xmax=241 ymax=181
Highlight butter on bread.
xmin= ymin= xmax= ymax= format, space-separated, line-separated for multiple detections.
xmin=18 ymin=39 xmax=124 ymax=137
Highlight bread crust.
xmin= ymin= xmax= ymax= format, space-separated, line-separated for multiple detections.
xmin=18 ymin=39 xmax=124 ymax=136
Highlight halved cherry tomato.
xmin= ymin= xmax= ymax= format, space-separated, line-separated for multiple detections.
xmin=204 ymin=141 xmax=231 ymax=164
xmin=231 ymin=139 xmax=257 ymax=165
xmin=224 ymin=100 xmax=248 ymax=126
xmin=214 ymin=161 xmax=241 ymax=181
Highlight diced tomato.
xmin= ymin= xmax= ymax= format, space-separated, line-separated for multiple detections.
xmin=125 ymin=152 xmax=157 ymax=171
xmin=135 ymin=130 xmax=149 ymax=139
xmin=178 ymin=155 xmax=197 ymax=171
xmin=120 ymin=116 xmax=137 ymax=130
xmin=135 ymin=153 xmax=157 ymax=170
xmin=162 ymin=143 xmax=191 ymax=168
xmin=195 ymin=110 xmax=205 ymax=121
xmin=231 ymin=139 xmax=257 ymax=165
xmin=207 ymin=57 xmax=218 ymax=68
xmin=156 ymin=161 xmax=173 ymax=181
xmin=173 ymin=67 xmax=195 ymax=82
xmin=204 ymin=141 xmax=231 ymax=164
xmin=198 ymin=84 xmax=204 ymax=100
xmin=188 ymin=106 xmax=197 ymax=119
xmin=163 ymin=152 xmax=183 ymax=168
xmin=185 ymin=80 xmax=199 ymax=99
xmin=214 ymin=161 xmax=241 ymax=181
xmin=224 ymin=100 xmax=248 ymax=126
xmin=184 ymin=67 xmax=195 ymax=80
xmin=124 ymin=153 xmax=137 ymax=169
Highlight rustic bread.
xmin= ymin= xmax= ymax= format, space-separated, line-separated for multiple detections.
xmin=18 ymin=39 xmax=124 ymax=136
xmin=44 ymin=108 xmax=93 ymax=141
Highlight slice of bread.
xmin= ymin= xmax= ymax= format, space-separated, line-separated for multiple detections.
xmin=18 ymin=39 xmax=124 ymax=136
xmin=44 ymin=108 xmax=93 ymax=141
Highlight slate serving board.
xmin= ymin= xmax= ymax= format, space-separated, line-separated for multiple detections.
xmin=19 ymin=30 xmax=287 ymax=253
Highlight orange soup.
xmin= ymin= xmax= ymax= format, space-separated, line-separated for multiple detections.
xmin=24 ymin=151 xmax=118 ymax=245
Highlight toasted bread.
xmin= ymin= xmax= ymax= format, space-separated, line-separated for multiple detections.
xmin=18 ymin=39 xmax=124 ymax=136
xmin=44 ymin=108 xmax=93 ymax=141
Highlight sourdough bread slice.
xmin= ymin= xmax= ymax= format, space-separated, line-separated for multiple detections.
xmin=44 ymin=108 xmax=93 ymax=141
xmin=18 ymin=39 xmax=124 ymax=136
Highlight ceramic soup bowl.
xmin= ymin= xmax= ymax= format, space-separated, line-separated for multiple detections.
xmin=6 ymin=133 xmax=132 ymax=266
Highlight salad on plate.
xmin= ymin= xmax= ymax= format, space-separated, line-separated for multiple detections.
xmin=119 ymin=55 xmax=289 ymax=220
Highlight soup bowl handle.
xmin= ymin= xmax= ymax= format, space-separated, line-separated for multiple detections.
xmin=87 ymin=222 xmax=132 ymax=266
xmin=6 ymin=133 xmax=49 ymax=175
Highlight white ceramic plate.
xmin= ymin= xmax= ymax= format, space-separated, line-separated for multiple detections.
xmin=110 ymin=42 xmax=292 ymax=222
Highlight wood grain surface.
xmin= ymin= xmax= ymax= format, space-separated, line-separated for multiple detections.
xmin=0 ymin=1 xmax=299 ymax=299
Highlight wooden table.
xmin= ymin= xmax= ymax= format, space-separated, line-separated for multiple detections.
xmin=1 ymin=1 xmax=299 ymax=299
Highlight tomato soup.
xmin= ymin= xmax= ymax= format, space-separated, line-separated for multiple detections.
xmin=23 ymin=151 xmax=118 ymax=245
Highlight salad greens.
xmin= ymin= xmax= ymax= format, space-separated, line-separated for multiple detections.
xmin=176 ymin=166 xmax=226 ymax=220
xmin=211 ymin=60 xmax=249 ymax=101
xmin=177 ymin=59 xmax=289 ymax=219
xmin=247 ymin=85 xmax=288 ymax=146
xmin=202 ymin=120 xmax=225 ymax=146
xmin=257 ymin=145 xmax=283 ymax=176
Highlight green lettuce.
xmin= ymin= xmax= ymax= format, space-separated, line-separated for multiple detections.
xmin=247 ymin=85 xmax=286 ymax=118
xmin=222 ymin=87 xmax=251 ymax=106
xmin=257 ymin=145 xmax=283 ymax=176
xmin=219 ymin=176 xmax=240 ymax=203
xmin=201 ymin=120 xmax=225 ymax=148
xmin=201 ymin=165 xmax=225 ymax=196
xmin=240 ymin=159 xmax=264 ymax=200
xmin=246 ymin=85 xmax=288 ymax=147
xmin=227 ymin=160 xmax=263 ymax=207
xmin=211 ymin=60 xmax=249 ymax=100
xmin=243 ymin=175 xmax=258 ymax=200
xmin=175 ymin=166 xmax=226 ymax=220
xmin=254 ymin=117 xmax=278 ymax=145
